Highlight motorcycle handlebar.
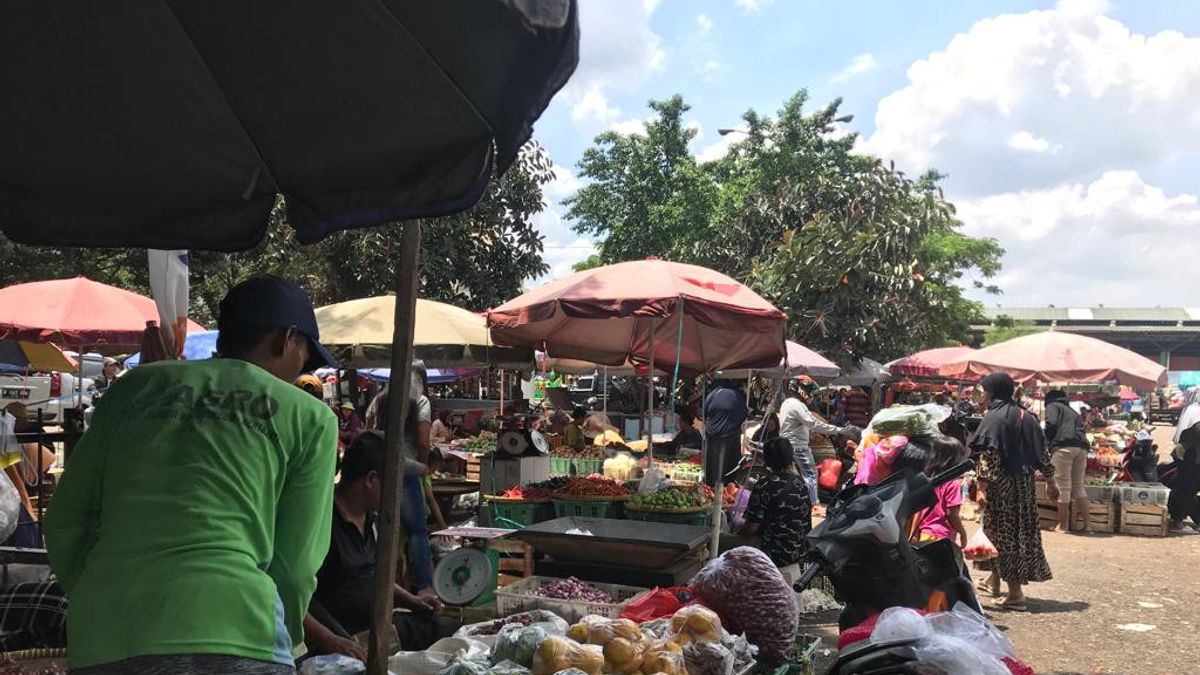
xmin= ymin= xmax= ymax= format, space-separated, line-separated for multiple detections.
xmin=930 ymin=459 xmax=975 ymax=488
xmin=793 ymin=563 xmax=822 ymax=592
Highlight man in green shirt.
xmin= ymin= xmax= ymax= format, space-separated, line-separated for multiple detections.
xmin=44 ymin=276 xmax=339 ymax=674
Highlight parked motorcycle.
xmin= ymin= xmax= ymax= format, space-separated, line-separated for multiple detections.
xmin=794 ymin=458 xmax=985 ymax=673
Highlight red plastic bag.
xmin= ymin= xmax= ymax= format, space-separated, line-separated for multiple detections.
xmin=962 ymin=527 xmax=999 ymax=561
xmin=619 ymin=586 xmax=693 ymax=622
xmin=818 ymin=458 xmax=843 ymax=490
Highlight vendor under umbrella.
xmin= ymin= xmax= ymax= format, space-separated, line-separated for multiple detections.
xmin=305 ymin=432 xmax=441 ymax=660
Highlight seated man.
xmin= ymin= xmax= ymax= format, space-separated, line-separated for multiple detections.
xmin=304 ymin=432 xmax=440 ymax=661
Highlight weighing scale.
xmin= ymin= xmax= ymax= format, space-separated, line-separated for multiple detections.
xmin=431 ymin=525 xmax=517 ymax=607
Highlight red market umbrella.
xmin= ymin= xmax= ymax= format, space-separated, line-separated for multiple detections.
xmin=0 ymin=277 xmax=205 ymax=350
xmin=488 ymin=259 xmax=787 ymax=374
xmin=886 ymin=346 xmax=977 ymax=379
xmin=939 ymin=331 xmax=1167 ymax=391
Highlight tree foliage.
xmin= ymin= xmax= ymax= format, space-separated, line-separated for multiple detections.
xmin=0 ymin=142 xmax=556 ymax=326
xmin=565 ymin=91 xmax=1004 ymax=366
xmin=983 ymin=316 xmax=1041 ymax=347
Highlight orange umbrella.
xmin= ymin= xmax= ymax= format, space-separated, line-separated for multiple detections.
xmin=488 ymin=259 xmax=787 ymax=374
xmin=939 ymin=331 xmax=1166 ymax=390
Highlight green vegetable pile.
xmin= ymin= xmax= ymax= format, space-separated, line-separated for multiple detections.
xmin=628 ymin=487 xmax=707 ymax=510
xmin=526 ymin=476 xmax=572 ymax=491
xmin=461 ymin=433 xmax=498 ymax=451
xmin=870 ymin=407 xmax=938 ymax=438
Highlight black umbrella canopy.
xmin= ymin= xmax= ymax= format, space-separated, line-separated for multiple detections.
xmin=0 ymin=0 xmax=578 ymax=251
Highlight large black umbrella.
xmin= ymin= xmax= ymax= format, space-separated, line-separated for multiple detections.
xmin=0 ymin=0 xmax=577 ymax=250
xmin=0 ymin=2 xmax=578 ymax=671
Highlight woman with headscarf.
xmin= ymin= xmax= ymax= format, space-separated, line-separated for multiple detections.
xmin=970 ymin=373 xmax=1054 ymax=611
xmin=1043 ymin=390 xmax=1090 ymax=533
xmin=1168 ymin=387 xmax=1200 ymax=532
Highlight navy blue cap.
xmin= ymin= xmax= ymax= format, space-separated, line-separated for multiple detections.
xmin=217 ymin=275 xmax=337 ymax=372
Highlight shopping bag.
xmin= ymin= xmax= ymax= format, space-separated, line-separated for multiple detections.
xmin=619 ymin=586 xmax=694 ymax=622
xmin=962 ymin=527 xmax=998 ymax=561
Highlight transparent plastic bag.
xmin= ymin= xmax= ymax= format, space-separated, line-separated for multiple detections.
xmin=962 ymin=527 xmax=999 ymax=561
xmin=298 ymin=655 xmax=372 ymax=675
xmin=866 ymin=404 xmax=951 ymax=439
xmin=689 ymin=547 xmax=798 ymax=664
xmin=927 ymin=602 xmax=1016 ymax=662
xmin=912 ymin=633 xmax=1009 ymax=675
xmin=868 ymin=606 xmax=930 ymax=644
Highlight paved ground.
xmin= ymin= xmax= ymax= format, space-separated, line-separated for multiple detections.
xmin=800 ymin=424 xmax=1200 ymax=674
xmin=801 ymin=528 xmax=1200 ymax=674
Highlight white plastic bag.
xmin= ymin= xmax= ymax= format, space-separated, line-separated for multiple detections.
xmin=298 ymin=654 xmax=381 ymax=675
xmin=868 ymin=606 xmax=930 ymax=644
xmin=912 ymin=633 xmax=1009 ymax=675
xmin=454 ymin=610 xmax=568 ymax=648
xmin=638 ymin=466 xmax=667 ymax=494
xmin=389 ymin=637 xmax=490 ymax=675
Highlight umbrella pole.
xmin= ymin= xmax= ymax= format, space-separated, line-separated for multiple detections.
xmin=603 ymin=366 xmax=608 ymax=418
xmin=499 ymin=368 xmax=504 ymax=418
xmin=706 ymin=376 xmax=722 ymax=558
xmin=647 ymin=324 xmax=656 ymax=467
xmin=368 ymin=221 xmax=422 ymax=675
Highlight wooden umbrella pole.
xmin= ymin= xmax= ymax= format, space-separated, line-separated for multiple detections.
xmin=368 ymin=220 xmax=422 ymax=675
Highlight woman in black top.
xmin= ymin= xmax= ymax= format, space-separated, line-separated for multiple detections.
xmin=740 ymin=437 xmax=812 ymax=586
xmin=1043 ymin=390 xmax=1090 ymax=533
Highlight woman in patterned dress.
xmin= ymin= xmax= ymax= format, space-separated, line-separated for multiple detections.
xmin=970 ymin=372 xmax=1054 ymax=611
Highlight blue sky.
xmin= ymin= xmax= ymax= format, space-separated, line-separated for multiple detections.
xmin=527 ymin=0 xmax=1200 ymax=308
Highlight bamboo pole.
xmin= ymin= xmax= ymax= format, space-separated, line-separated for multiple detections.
xmin=367 ymin=221 xmax=422 ymax=674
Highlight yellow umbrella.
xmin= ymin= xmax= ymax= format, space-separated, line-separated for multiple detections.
xmin=316 ymin=296 xmax=533 ymax=369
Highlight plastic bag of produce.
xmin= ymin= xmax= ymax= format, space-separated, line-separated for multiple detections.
xmin=487 ymin=661 xmax=533 ymax=675
xmin=530 ymin=636 xmax=604 ymax=675
xmin=689 ymin=547 xmax=799 ymax=664
xmin=566 ymin=615 xmax=644 ymax=646
xmin=455 ymin=611 xmax=569 ymax=648
xmin=866 ymin=404 xmax=950 ymax=439
xmin=438 ymin=660 xmax=491 ymax=675
xmin=298 ymin=655 xmax=371 ymax=675
xmin=390 ymin=637 xmax=491 ymax=675
xmin=492 ymin=626 xmax=549 ymax=667
xmin=963 ymin=527 xmax=999 ymax=562
xmin=668 ymin=605 xmax=721 ymax=645
xmin=682 ymin=641 xmax=735 ymax=675
xmin=639 ymin=640 xmax=686 ymax=675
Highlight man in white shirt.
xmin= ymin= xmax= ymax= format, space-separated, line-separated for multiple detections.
xmin=779 ymin=378 xmax=847 ymax=504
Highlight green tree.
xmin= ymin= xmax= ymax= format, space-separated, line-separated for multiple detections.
xmin=566 ymin=95 xmax=718 ymax=263
xmin=0 ymin=142 xmax=556 ymax=325
xmin=983 ymin=316 xmax=1040 ymax=346
xmin=563 ymin=91 xmax=1004 ymax=366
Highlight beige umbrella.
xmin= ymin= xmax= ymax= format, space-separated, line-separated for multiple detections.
xmin=316 ymin=296 xmax=532 ymax=369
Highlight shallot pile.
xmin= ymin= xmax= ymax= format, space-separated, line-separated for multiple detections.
xmin=535 ymin=577 xmax=614 ymax=603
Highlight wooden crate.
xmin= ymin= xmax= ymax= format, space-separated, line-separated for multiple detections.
xmin=488 ymin=537 xmax=534 ymax=586
xmin=1037 ymin=499 xmax=1117 ymax=533
xmin=1119 ymin=503 xmax=1169 ymax=537
xmin=466 ymin=454 xmax=481 ymax=482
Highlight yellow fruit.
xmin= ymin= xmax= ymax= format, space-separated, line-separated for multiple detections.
xmin=567 ymin=624 xmax=589 ymax=643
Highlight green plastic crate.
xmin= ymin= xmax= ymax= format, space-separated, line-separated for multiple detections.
xmin=623 ymin=507 xmax=712 ymax=526
xmin=549 ymin=456 xmax=605 ymax=476
xmin=552 ymin=498 xmax=621 ymax=519
xmin=490 ymin=500 xmax=555 ymax=527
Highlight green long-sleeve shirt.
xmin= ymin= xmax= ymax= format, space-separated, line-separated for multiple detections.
xmin=44 ymin=359 xmax=337 ymax=668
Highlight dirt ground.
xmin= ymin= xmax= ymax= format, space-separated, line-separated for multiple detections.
xmin=800 ymin=425 xmax=1200 ymax=675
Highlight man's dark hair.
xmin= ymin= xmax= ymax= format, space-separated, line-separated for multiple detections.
xmin=340 ymin=431 xmax=386 ymax=484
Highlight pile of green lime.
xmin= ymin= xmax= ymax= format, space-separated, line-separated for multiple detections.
xmin=629 ymin=488 xmax=704 ymax=510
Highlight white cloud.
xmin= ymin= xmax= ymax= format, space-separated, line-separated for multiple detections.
xmin=544 ymin=165 xmax=582 ymax=203
xmin=734 ymin=0 xmax=773 ymax=12
xmin=571 ymin=85 xmax=620 ymax=125
xmin=830 ymin=53 xmax=878 ymax=83
xmin=695 ymin=133 xmax=740 ymax=163
xmin=609 ymin=117 xmax=652 ymax=136
xmin=957 ymin=171 xmax=1200 ymax=305
xmin=1007 ymin=131 xmax=1059 ymax=154
xmin=555 ymin=0 xmax=665 ymax=130
xmin=859 ymin=0 xmax=1200 ymax=195
xmin=696 ymin=59 xmax=726 ymax=80
xmin=697 ymin=14 xmax=714 ymax=34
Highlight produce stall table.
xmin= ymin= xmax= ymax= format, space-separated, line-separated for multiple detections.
xmin=508 ymin=516 xmax=711 ymax=572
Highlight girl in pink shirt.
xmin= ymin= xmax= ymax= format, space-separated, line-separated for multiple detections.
xmin=917 ymin=436 xmax=969 ymax=547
